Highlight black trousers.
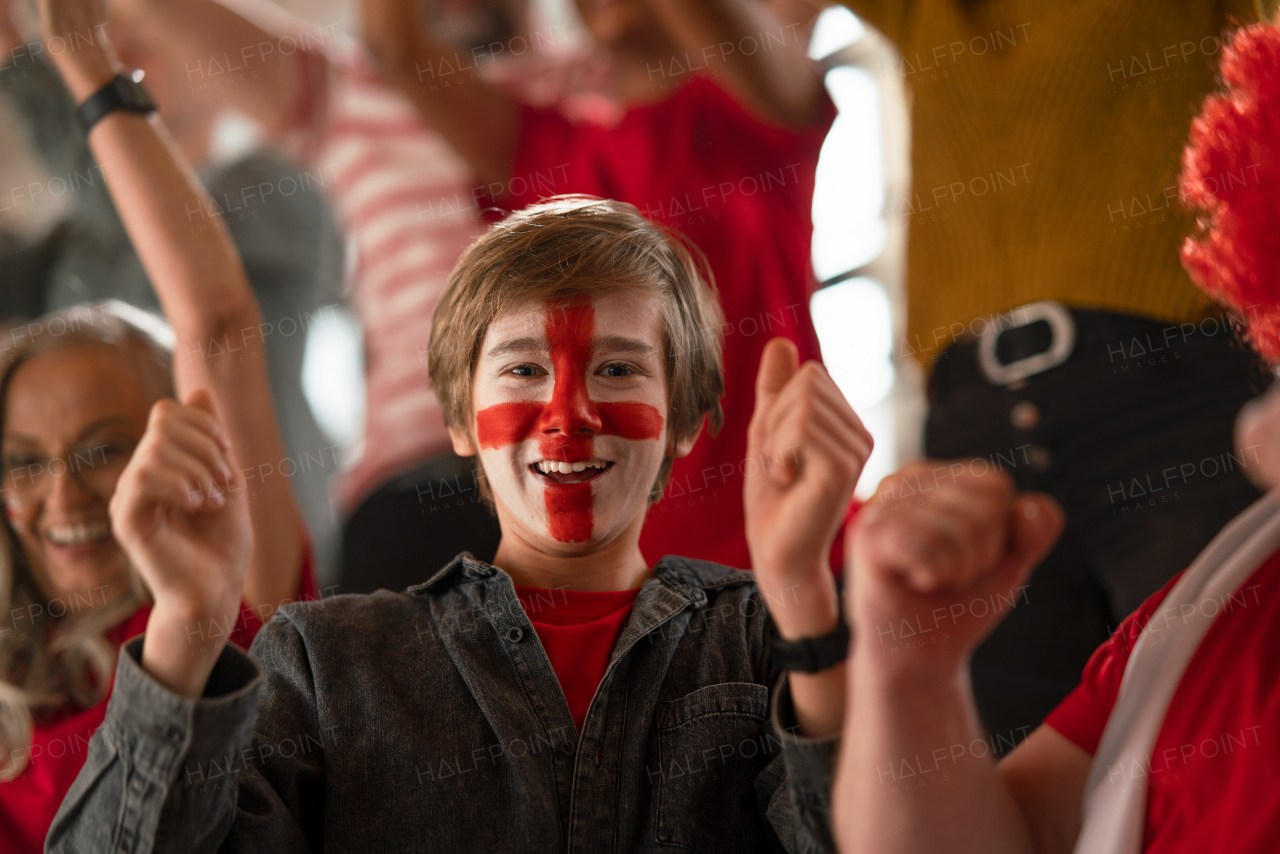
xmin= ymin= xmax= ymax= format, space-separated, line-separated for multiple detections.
xmin=924 ymin=309 xmax=1271 ymax=749
xmin=340 ymin=452 xmax=501 ymax=594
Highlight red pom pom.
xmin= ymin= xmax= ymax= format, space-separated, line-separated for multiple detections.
xmin=1180 ymin=21 xmax=1280 ymax=362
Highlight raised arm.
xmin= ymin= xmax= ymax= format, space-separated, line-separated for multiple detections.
xmin=107 ymin=0 xmax=309 ymax=137
xmin=361 ymin=0 xmax=518 ymax=186
xmin=745 ymin=338 xmax=873 ymax=738
xmin=770 ymin=0 xmax=823 ymax=44
xmin=38 ymin=0 xmax=304 ymax=618
xmin=832 ymin=462 xmax=1085 ymax=854
xmin=106 ymin=0 xmax=518 ymax=180
xmin=646 ymin=0 xmax=827 ymax=127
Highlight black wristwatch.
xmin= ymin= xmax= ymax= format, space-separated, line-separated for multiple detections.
xmin=770 ymin=610 xmax=851 ymax=673
xmin=76 ymin=71 xmax=157 ymax=132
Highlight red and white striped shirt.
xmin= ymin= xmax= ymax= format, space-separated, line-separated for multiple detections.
xmin=287 ymin=45 xmax=487 ymax=514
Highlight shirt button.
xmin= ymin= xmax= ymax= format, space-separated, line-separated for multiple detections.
xmin=464 ymin=562 xmax=494 ymax=578
xmin=506 ymin=626 xmax=524 ymax=643
xmin=560 ymin=741 xmax=576 ymax=757
xmin=1010 ymin=401 xmax=1040 ymax=431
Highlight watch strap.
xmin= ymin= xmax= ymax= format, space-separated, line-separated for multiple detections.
xmin=77 ymin=73 xmax=156 ymax=132
xmin=770 ymin=611 xmax=851 ymax=673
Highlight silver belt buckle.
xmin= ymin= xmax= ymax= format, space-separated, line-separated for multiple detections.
xmin=976 ymin=300 xmax=1076 ymax=386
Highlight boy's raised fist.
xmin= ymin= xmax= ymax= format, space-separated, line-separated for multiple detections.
xmin=745 ymin=337 xmax=871 ymax=597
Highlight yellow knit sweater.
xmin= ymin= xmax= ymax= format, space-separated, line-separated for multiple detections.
xmin=835 ymin=0 xmax=1261 ymax=367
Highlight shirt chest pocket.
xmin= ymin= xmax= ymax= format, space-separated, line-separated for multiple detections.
xmin=655 ymin=681 xmax=777 ymax=853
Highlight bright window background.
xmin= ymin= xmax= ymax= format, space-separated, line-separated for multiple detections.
xmin=303 ymin=302 xmax=366 ymax=449
xmin=808 ymin=5 xmax=906 ymax=499
xmin=812 ymin=66 xmax=886 ymax=280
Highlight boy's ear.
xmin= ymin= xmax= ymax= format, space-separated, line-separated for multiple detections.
xmin=671 ymin=417 xmax=706 ymax=459
xmin=449 ymin=425 xmax=478 ymax=457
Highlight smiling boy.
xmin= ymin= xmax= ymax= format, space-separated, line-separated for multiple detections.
xmin=49 ymin=196 xmax=871 ymax=853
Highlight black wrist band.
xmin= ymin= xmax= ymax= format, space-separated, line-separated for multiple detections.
xmin=76 ymin=71 xmax=157 ymax=133
xmin=770 ymin=609 xmax=851 ymax=673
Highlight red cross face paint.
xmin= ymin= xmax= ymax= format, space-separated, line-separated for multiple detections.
xmin=470 ymin=291 xmax=668 ymax=548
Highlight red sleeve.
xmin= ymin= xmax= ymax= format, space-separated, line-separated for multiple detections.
xmin=228 ymin=540 xmax=319 ymax=650
xmin=1043 ymin=573 xmax=1183 ymax=754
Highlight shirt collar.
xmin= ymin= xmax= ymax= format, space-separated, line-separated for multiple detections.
xmin=409 ymin=551 xmax=753 ymax=612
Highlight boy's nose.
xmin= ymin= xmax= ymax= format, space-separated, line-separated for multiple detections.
xmin=538 ymin=371 xmax=603 ymax=436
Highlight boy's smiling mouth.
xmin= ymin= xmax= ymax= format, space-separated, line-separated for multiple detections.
xmin=530 ymin=460 xmax=614 ymax=484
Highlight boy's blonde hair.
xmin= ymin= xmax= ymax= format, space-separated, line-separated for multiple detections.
xmin=428 ymin=196 xmax=726 ymax=502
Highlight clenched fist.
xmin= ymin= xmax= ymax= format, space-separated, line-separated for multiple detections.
xmin=745 ymin=337 xmax=872 ymax=635
xmin=110 ymin=389 xmax=252 ymax=697
xmin=847 ymin=462 xmax=1063 ymax=677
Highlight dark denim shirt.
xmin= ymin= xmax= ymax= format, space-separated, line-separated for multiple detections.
xmin=47 ymin=555 xmax=837 ymax=853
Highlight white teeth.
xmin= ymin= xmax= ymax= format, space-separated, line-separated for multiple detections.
xmin=46 ymin=520 xmax=111 ymax=546
xmin=533 ymin=460 xmax=608 ymax=475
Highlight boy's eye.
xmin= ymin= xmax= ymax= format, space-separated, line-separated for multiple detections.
xmin=601 ymin=363 xmax=636 ymax=377
xmin=510 ymin=364 xmax=544 ymax=378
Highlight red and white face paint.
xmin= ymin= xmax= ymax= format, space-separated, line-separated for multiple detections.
xmin=467 ymin=291 xmax=669 ymax=548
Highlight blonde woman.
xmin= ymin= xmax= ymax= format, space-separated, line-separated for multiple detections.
xmin=0 ymin=0 xmax=314 ymax=848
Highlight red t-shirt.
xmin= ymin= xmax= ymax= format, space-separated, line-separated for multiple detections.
xmin=506 ymin=76 xmax=836 ymax=570
xmin=515 ymin=585 xmax=640 ymax=731
xmin=1044 ymin=549 xmax=1280 ymax=853
xmin=0 ymin=553 xmax=316 ymax=854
